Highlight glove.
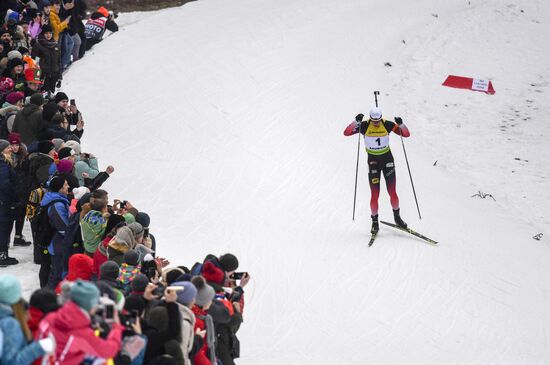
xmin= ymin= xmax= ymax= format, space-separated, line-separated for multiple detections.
xmin=355 ymin=114 xmax=364 ymax=122
xmin=38 ymin=335 xmax=56 ymax=354
xmin=395 ymin=117 xmax=403 ymax=125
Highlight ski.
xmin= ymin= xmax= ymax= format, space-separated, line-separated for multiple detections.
xmin=380 ymin=221 xmax=438 ymax=245
xmin=368 ymin=231 xmax=378 ymax=246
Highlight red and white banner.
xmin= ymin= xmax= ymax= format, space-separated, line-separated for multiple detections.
xmin=442 ymin=75 xmax=495 ymax=95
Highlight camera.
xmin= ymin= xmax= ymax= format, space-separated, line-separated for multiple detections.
xmin=120 ymin=200 xmax=128 ymax=209
xmin=230 ymin=272 xmax=247 ymax=280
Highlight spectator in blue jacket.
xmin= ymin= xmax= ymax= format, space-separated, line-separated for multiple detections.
xmin=40 ymin=175 xmax=70 ymax=289
xmin=0 ymin=139 xmax=19 ymax=266
xmin=0 ymin=274 xmax=55 ymax=365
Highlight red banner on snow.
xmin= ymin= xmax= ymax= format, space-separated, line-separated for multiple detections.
xmin=442 ymin=75 xmax=495 ymax=95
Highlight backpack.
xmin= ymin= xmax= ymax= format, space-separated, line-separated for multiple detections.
xmin=32 ymin=199 xmax=66 ymax=248
xmin=26 ymin=187 xmax=45 ymax=220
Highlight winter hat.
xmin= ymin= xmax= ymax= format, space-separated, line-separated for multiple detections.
xmin=172 ymin=281 xmax=197 ymax=306
xmin=64 ymin=140 xmax=81 ymax=155
xmin=54 ymin=92 xmax=68 ymax=104
xmin=38 ymin=140 xmax=54 ymax=154
xmin=51 ymin=138 xmax=64 ymax=152
xmin=18 ymin=46 xmax=30 ymax=55
xmin=8 ymin=133 xmax=20 ymax=145
xmin=5 ymin=91 xmax=24 ymax=105
xmin=135 ymin=212 xmax=151 ymax=228
xmin=191 ymin=277 xmax=215 ymax=308
xmin=7 ymin=50 xmax=22 ymax=61
xmin=24 ymin=68 xmax=42 ymax=84
xmin=369 ymin=107 xmax=383 ymax=121
xmin=201 ymin=261 xmax=225 ymax=284
xmin=113 ymin=226 xmax=136 ymax=248
xmin=29 ymin=288 xmax=59 ymax=314
xmin=134 ymin=244 xmax=154 ymax=262
xmin=0 ymin=140 xmax=10 ymax=153
xmin=97 ymin=6 xmax=109 ymax=17
xmin=7 ymin=58 xmax=25 ymax=70
xmin=103 ymin=214 xmax=125 ymax=238
xmin=130 ymin=273 xmax=149 ymax=293
xmin=123 ymin=250 xmax=140 ymax=266
xmin=42 ymin=102 xmax=59 ymax=122
xmin=70 ymin=280 xmax=100 ymax=312
xmin=58 ymin=147 xmax=74 ymax=160
xmin=8 ymin=11 xmax=20 ymax=23
xmin=128 ymin=222 xmax=144 ymax=238
xmin=29 ymin=93 xmax=44 ymax=106
xmin=0 ymin=274 xmax=22 ymax=305
xmin=164 ymin=267 xmax=185 ymax=285
xmin=124 ymin=295 xmax=146 ymax=315
xmin=72 ymin=186 xmax=90 ymax=201
xmin=123 ymin=212 xmax=136 ymax=224
xmin=48 ymin=176 xmax=66 ymax=192
xmin=100 ymin=261 xmax=120 ymax=281
xmin=219 ymin=253 xmax=239 ymax=272
xmin=57 ymin=159 xmax=73 ymax=174
xmin=41 ymin=24 xmax=53 ymax=34
xmin=65 ymin=254 xmax=94 ymax=282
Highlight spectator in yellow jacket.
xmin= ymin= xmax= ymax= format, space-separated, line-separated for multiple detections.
xmin=48 ymin=0 xmax=70 ymax=42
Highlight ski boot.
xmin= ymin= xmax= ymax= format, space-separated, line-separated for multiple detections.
xmin=13 ymin=235 xmax=32 ymax=247
xmin=0 ymin=251 xmax=18 ymax=266
xmin=371 ymin=214 xmax=379 ymax=234
xmin=393 ymin=209 xmax=407 ymax=229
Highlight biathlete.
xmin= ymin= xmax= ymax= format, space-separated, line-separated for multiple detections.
xmin=343 ymin=107 xmax=410 ymax=234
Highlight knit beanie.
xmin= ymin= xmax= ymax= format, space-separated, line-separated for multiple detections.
xmin=38 ymin=140 xmax=55 ymax=154
xmin=7 ymin=58 xmax=24 ymax=70
xmin=7 ymin=133 xmax=20 ymax=145
xmin=58 ymin=147 xmax=74 ymax=160
xmin=64 ymin=140 xmax=81 ymax=155
xmin=128 ymin=222 xmax=144 ymax=238
xmin=219 ymin=253 xmax=239 ymax=272
xmin=29 ymin=93 xmax=44 ymax=106
xmin=164 ymin=268 xmax=185 ymax=285
xmin=103 ymin=214 xmax=125 ymax=239
xmin=123 ymin=250 xmax=140 ymax=266
xmin=51 ymin=138 xmax=64 ymax=152
xmin=123 ymin=212 xmax=136 ymax=224
xmin=0 ymin=140 xmax=10 ymax=154
xmin=100 ymin=261 xmax=120 ymax=281
xmin=135 ymin=212 xmax=150 ymax=228
xmin=191 ymin=277 xmax=215 ymax=308
xmin=41 ymin=24 xmax=53 ymax=34
xmin=130 ymin=273 xmax=149 ymax=293
xmin=172 ymin=281 xmax=197 ymax=306
xmin=7 ymin=50 xmax=22 ymax=61
xmin=0 ymin=274 xmax=22 ymax=305
xmin=5 ymin=91 xmax=24 ymax=105
xmin=48 ymin=176 xmax=66 ymax=192
xmin=42 ymin=102 xmax=59 ymax=122
xmin=70 ymin=280 xmax=100 ymax=312
xmin=113 ymin=226 xmax=136 ymax=248
xmin=54 ymin=92 xmax=69 ymax=104
xmin=57 ymin=159 xmax=73 ymax=174
xmin=29 ymin=288 xmax=60 ymax=314
xmin=72 ymin=186 xmax=90 ymax=200
xmin=124 ymin=295 xmax=146 ymax=315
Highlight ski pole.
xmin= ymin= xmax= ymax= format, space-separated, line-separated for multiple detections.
xmin=374 ymin=90 xmax=380 ymax=107
xmin=400 ymin=134 xmax=422 ymax=219
xmin=352 ymin=133 xmax=360 ymax=220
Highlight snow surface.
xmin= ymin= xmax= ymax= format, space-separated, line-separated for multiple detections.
xmin=6 ymin=0 xmax=550 ymax=363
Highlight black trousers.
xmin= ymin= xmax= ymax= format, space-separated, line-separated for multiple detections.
xmin=0 ymin=220 xmax=14 ymax=253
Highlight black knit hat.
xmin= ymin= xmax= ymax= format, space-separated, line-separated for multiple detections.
xmin=29 ymin=288 xmax=59 ymax=314
xmin=54 ymin=92 xmax=68 ymax=104
xmin=100 ymin=261 xmax=120 ymax=281
xmin=29 ymin=93 xmax=44 ymax=106
xmin=103 ymin=214 xmax=125 ymax=239
xmin=49 ymin=176 xmax=66 ymax=192
xmin=123 ymin=250 xmax=140 ymax=266
xmin=130 ymin=274 xmax=149 ymax=293
xmin=42 ymin=102 xmax=59 ymax=122
xmin=219 ymin=253 xmax=239 ymax=272
xmin=41 ymin=24 xmax=53 ymax=34
xmin=38 ymin=140 xmax=54 ymax=154
xmin=58 ymin=147 xmax=74 ymax=160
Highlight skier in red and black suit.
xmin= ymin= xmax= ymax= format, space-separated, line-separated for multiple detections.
xmin=344 ymin=107 xmax=410 ymax=234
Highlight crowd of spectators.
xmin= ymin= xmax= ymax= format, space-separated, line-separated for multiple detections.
xmin=0 ymin=1 xmax=250 ymax=364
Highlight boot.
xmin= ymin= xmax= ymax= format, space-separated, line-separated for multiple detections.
xmin=393 ymin=209 xmax=407 ymax=229
xmin=371 ymin=214 xmax=379 ymax=234
xmin=13 ymin=235 xmax=32 ymax=247
xmin=0 ymin=251 xmax=19 ymax=266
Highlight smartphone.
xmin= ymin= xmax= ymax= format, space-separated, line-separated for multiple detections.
xmin=70 ymin=99 xmax=76 ymax=106
xmin=166 ymin=286 xmax=184 ymax=292
xmin=104 ymin=304 xmax=114 ymax=321
xmin=231 ymin=272 xmax=247 ymax=280
xmin=147 ymin=267 xmax=157 ymax=279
